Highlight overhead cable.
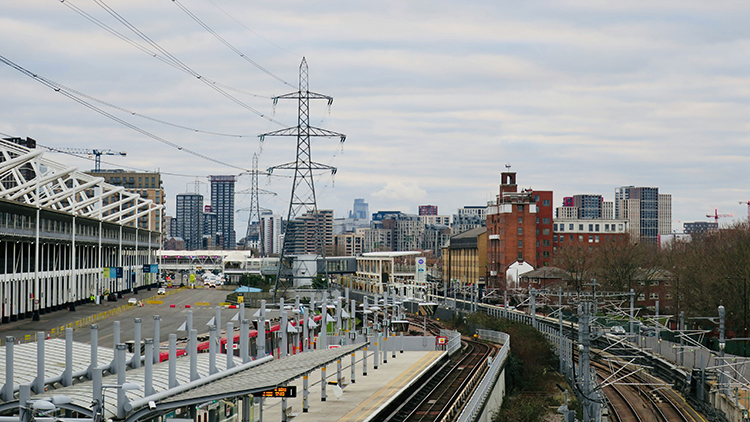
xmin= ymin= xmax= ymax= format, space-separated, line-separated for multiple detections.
xmin=203 ymin=0 xmax=300 ymax=58
xmin=171 ymin=0 xmax=295 ymax=88
xmin=59 ymin=0 xmax=285 ymax=126
xmin=0 ymin=54 xmax=249 ymax=172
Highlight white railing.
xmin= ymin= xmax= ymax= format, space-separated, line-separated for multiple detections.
xmin=456 ymin=329 xmax=510 ymax=422
xmin=441 ymin=329 xmax=462 ymax=355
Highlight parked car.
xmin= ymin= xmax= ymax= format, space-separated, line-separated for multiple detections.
xmin=128 ymin=297 xmax=138 ymax=305
xmin=157 ymin=287 xmax=166 ymax=295
xmin=610 ymin=326 xmax=626 ymax=335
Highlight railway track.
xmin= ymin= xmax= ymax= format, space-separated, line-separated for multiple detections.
xmin=378 ymin=339 xmax=493 ymax=422
xmin=591 ymin=358 xmax=696 ymax=422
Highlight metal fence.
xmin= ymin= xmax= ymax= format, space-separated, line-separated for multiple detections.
xmin=456 ymin=329 xmax=510 ymax=422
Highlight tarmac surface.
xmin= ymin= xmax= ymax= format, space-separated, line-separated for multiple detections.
xmin=0 ymin=287 xmax=243 ymax=346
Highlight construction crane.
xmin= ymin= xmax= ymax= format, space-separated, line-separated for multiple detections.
xmin=739 ymin=201 xmax=750 ymax=224
xmin=706 ymin=207 xmax=733 ymax=223
xmin=44 ymin=147 xmax=126 ymax=172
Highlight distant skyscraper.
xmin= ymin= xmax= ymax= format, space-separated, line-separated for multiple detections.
xmin=202 ymin=205 xmax=218 ymax=247
xmin=562 ymin=197 xmax=574 ymax=207
xmin=176 ymin=193 xmax=203 ymax=250
xmin=209 ymin=175 xmax=236 ymax=249
xmin=419 ymin=205 xmax=438 ymax=216
xmin=349 ymin=198 xmax=369 ymax=220
xmin=658 ymin=194 xmax=672 ymax=235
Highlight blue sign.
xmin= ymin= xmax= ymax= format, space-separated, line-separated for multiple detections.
xmin=109 ymin=268 xmax=117 ymax=278
xmin=115 ymin=267 xmax=123 ymax=278
xmin=142 ymin=264 xmax=151 ymax=273
xmin=150 ymin=264 xmax=159 ymax=274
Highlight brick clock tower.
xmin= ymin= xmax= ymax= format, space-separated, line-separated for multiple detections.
xmin=486 ymin=172 xmax=553 ymax=289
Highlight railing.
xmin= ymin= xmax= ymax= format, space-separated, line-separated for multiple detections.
xmin=456 ymin=330 xmax=510 ymax=422
xmin=441 ymin=328 xmax=462 ymax=355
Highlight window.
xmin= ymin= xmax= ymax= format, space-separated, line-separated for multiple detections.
xmin=649 ymin=279 xmax=659 ymax=286
xmin=588 ymin=235 xmax=593 ymax=243
xmin=543 ymin=199 xmax=550 ymax=206
xmin=518 ymin=252 xmax=523 ymax=260
xmin=518 ymin=217 xmax=523 ymax=224
xmin=560 ymin=235 xmax=564 ymax=242
xmin=589 ymin=224 xmax=593 ymax=231
xmin=543 ymin=239 xmax=550 ymax=246
xmin=569 ymin=224 xmax=574 ymax=230
xmin=553 ymin=235 xmax=558 ymax=241
xmin=543 ymin=218 xmax=550 ymax=224
xmin=605 ymin=224 xmax=610 ymax=231
xmin=637 ymin=293 xmax=645 ymax=301
xmin=518 ymin=227 xmax=523 ymax=235
xmin=543 ymin=251 xmax=550 ymax=257
xmin=534 ymin=195 xmax=539 ymax=202
xmin=579 ymin=224 xmax=584 ymax=231
xmin=595 ymin=224 xmax=600 ymax=232
xmin=595 ymin=235 xmax=599 ymax=243
xmin=536 ymin=240 xmax=540 ymax=247
xmin=578 ymin=235 xmax=583 ymax=241
xmin=649 ymin=292 xmax=659 ymax=300
xmin=666 ymin=293 xmax=673 ymax=299
xmin=542 ymin=228 xmax=550 ymax=235
xmin=536 ymin=217 xmax=539 ymax=224
xmin=518 ymin=240 xmax=523 ymax=247
xmin=517 ymin=204 xmax=524 ymax=211
xmin=554 ymin=224 xmax=558 ymax=231
xmin=618 ymin=224 xmax=624 ymax=230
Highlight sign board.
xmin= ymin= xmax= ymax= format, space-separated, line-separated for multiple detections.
xmin=115 ymin=267 xmax=123 ymax=278
xmin=252 ymin=386 xmax=297 ymax=398
xmin=415 ymin=257 xmax=427 ymax=282
xmin=436 ymin=336 xmax=447 ymax=345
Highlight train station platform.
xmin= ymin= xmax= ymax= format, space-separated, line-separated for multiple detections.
xmin=264 ymin=350 xmax=445 ymax=422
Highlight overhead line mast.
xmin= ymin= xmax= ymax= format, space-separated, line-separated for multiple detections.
xmin=260 ymin=58 xmax=346 ymax=301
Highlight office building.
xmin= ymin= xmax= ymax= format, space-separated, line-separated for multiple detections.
xmin=209 ymin=175 xmax=236 ymax=249
xmin=260 ymin=211 xmax=283 ymax=255
xmin=683 ymin=221 xmax=718 ymax=236
xmin=176 ymin=193 xmax=203 ymax=250
xmin=349 ymin=198 xmax=369 ymax=221
xmin=615 ymin=186 xmax=664 ymax=243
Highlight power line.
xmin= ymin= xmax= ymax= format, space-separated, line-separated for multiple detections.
xmin=202 ymin=0 xmax=300 ymax=58
xmin=60 ymin=0 xmax=286 ymax=126
xmin=0 ymin=54 xmax=249 ymax=172
xmin=172 ymin=0 xmax=295 ymax=88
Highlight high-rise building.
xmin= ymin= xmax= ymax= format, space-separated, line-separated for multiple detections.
xmin=86 ymin=169 xmax=165 ymax=232
xmin=209 ymin=175 xmax=236 ymax=249
xmin=287 ymin=210 xmax=334 ymax=255
xmin=334 ymin=232 xmax=364 ymax=256
xmin=602 ymin=201 xmax=614 ymax=220
xmin=573 ymin=194 xmax=603 ymax=219
xmin=176 ymin=193 xmax=203 ymax=250
xmin=486 ymin=172 xmax=553 ymax=289
xmin=260 ymin=211 xmax=283 ymax=255
xmin=418 ymin=205 xmax=438 ymax=216
xmin=658 ymin=194 xmax=672 ymax=235
xmin=349 ymin=198 xmax=369 ymax=220
xmin=615 ymin=186 xmax=662 ymax=243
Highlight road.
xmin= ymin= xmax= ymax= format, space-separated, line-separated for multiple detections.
xmin=0 ymin=288 xmax=260 ymax=348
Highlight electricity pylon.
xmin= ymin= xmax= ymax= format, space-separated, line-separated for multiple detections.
xmin=239 ymin=153 xmax=276 ymax=255
xmin=260 ymin=57 xmax=346 ymax=301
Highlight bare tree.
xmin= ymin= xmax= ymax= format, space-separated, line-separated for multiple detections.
xmin=554 ymin=244 xmax=594 ymax=295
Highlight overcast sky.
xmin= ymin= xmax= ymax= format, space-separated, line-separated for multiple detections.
xmin=3 ymin=1 xmax=750 ymax=237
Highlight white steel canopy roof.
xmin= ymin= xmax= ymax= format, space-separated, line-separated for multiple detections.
xmin=0 ymin=139 xmax=162 ymax=226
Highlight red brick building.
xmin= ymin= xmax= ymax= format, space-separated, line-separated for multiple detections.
xmin=418 ymin=205 xmax=438 ymax=216
xmin=486 ymin=172 xmax=553 ymax=289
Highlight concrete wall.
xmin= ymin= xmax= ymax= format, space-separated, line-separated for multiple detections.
xmin=478 ymin=367 xmax=506 ymax=422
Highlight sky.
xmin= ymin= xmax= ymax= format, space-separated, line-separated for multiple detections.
xmin=3 ymin=1 xmax=750 ymax=238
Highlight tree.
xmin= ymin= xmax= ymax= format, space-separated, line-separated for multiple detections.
xmin=595 ymin=239 xmax=660 ymax=297
xmin=554 ymin=244 xmax=595 ymax=295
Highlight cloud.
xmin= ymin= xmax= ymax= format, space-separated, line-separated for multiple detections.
xmin=372 ymin=181 xmax=428 ymax=203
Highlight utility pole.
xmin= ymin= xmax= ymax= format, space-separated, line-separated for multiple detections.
xmin=260 ymin=58 xmax=346 ymax=301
